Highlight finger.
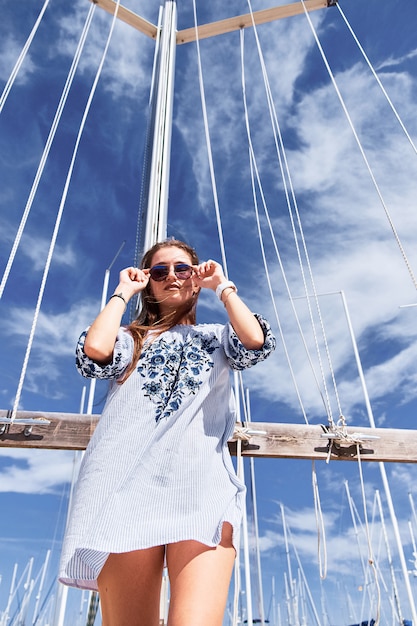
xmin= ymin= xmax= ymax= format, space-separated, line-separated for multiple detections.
xmin=127 ymin=267 xmax=140 ymax=281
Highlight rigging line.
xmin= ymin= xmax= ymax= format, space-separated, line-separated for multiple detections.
xmin=374 ymin=489 xmax=404 ymax=624
xmin=245 ymin=0 xmax=343 ymax=420
xmin=130 ymin=7 xmax=163 ymax=324
xmin=191 ymin=0 xmax=229 ymax=277
xmin=10 ymin=0 xmax=122 ymax=420
xmin=0 ymin=0 xmax=49 ymax=113
xmin=132 ymin=6 xmax=163 ymax=271
xmin=300 ymin=0 xmax=417 ymax=293
xmin=344 ymin=480 xmax=375 ymax=618
xmin=246 ymin=389 xmax=266 ymax=626
xmin=240 ymin=29 xmax=327 ymax=423
xmin=286 ymin=522 xmax=323 ymax=626
xmin=312 ymin=461 xmax=327 ymax=580
xmin=0 ymin=2 xmax=96 ymax=300
xmin=244 ymin=93 xmax=310 ymax=425
xmin=232 ymin=374 xmax=243 ymax=626
xmin=349 ymin=485 xmax=381 ymax=624
xmin=337 ymin=3 xmax=417 ymax=158
xmin=356 ymin=446 xmax=381 ymax=625
xmin=0 ymin=0 xmax=50 ymax=113
xmin=248 ymin=146 xmax=310 ymax=424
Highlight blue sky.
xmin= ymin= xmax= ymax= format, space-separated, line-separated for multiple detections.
xmin=1 ymin=0 xmax=417 ymax=623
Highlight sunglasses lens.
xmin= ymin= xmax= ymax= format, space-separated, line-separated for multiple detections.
xmin=149 ymin=266 xmax=169 ymax=281
xmin=174 ymin=264 xmax=192 ymax=279
xmin=149 ymin=264 xmax=193 ymax=281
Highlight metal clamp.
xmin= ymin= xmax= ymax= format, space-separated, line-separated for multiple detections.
xmin=0 ymin=415 xmax=51 ymax=437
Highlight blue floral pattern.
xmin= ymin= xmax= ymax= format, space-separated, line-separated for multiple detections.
xmin=75 ymin=329 xmax=133 ymax=379
xmin=75 ymin=317 xmax=276 ymax=417
xmin=137 ymin=334 xmax=220 ymax=422
xmin=223 ymin=314 xmax=276 ymax=371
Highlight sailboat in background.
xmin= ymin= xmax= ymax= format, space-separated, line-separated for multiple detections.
xmin=1 ymin=0 xmax=417 ymax=624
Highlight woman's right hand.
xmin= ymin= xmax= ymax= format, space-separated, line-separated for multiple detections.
xmin=83 ymin=267 xmax=149 ymax=363
xmin=118 ymin=267 xmax=150 ymax=299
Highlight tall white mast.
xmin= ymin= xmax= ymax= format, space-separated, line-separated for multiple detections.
xmin=140 ymin=0 xmax=177 ymax=255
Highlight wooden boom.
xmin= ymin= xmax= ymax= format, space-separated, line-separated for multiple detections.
xmin=90 ymin=0 xmax=336 ymax=44
xmin=1 ymin=410 xmax=416 ymax=463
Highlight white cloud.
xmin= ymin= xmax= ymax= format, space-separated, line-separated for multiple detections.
xmin=2 ymin=301 xmax=98 ymax=357
xmin=56 ymin=0 xmax=154 ymax=102
xmin=0 ymin=36 xmax=36 ymax=84
xmin=0 ymin=449 xmax=76 ymax=494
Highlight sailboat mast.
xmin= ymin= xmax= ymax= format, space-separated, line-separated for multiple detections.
xmin=140 ymin=0 xmax=177 ymax=254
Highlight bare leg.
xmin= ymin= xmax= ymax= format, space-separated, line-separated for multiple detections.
xmin=97 ymin=546 xmax=165 ymax=626
xmin=166 ymin=523 xmax=235 ymax=626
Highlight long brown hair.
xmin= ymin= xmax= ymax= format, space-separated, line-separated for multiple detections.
xmin=119 ymin=239 xmax=199 ymax=382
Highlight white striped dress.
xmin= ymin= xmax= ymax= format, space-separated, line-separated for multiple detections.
xmin=59 ymin=316 xmax=275 ymax=590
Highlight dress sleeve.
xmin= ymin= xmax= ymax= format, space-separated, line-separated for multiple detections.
xmin=75 ymin=327 xmax=134 ymax=379
xmin=222 ymin=314 xmax=276 ymax=371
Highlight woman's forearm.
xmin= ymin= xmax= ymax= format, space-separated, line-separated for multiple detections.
xmin=221 ymin=288 xmax=264 ymax=350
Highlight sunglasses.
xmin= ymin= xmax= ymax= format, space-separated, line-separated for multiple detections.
xmin=148 ymin=263 xmax=194 ymax=282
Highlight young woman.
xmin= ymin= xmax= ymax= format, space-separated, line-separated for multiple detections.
xmin=59 ymin=239 xmax=275 ymax=626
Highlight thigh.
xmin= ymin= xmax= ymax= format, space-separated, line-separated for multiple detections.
xmin=166 ymin=523 xmax=235 ymax=626
xmin=97 ymin=546 xmax=165 ymax=626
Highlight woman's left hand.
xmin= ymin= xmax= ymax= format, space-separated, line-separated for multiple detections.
xmin=192 ymin=260 xmax=227 ymax=291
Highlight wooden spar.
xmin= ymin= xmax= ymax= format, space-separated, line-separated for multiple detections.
xmin=90 ymin=0 xmax=158 ymax=40
xmin=91 ymin=0 xmax=335 ymax=44
xmin=1 ymin=410 xmax=417 ymax=463
xmin=176 ymin=0 xmax=334 ymax=44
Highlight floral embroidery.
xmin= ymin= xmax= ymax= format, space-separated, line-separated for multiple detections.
xmin=223 ymin=314 xmax=276 ymax=371
xmin=75 ymin=329 xmax=132 ymax=379
xmin=137 ymin=334 xmax=220 ymax=422
xmin=75 ymin=317 xmax=276 ymax=400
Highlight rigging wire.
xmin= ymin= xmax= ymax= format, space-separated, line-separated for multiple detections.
xmin=239 ymin=27 xmax=310 ymax=424
xmin=300 ymin=0 xmax=417 ymax=293
xmin=312 ymin=461 xmax=327 ymax=580
xmin=10 ymin=0 xmax=122 ymax=420
xmin=246 ymin=389 xmax=266 ymax=626
xmin=0 ymin=2 xmax=96 ymax=299
xmin=245 ymin=1 xmax=340 ymax=418
xmin=336 ymin=2 xmax=417 ymax=158
xmin=241 ymin=9 xmax=343 ymax=422
xmin=356 ymin=449 xmax=382 ymax=625
xmin=374 ymin=489 xmax=403 ymax=624
xmin=345 ymin=480 xmax=376 ymax=620
xmin=0 ymin=0 xmax=50 ymax=114
xmin=286 ymin=521 xmax=324 ymax=626
xmin=191 ymin=0 xmax=229 ymax=277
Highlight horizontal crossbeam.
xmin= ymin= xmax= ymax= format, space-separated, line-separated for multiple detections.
xmin=177 ymin=0 xmax=333 ymax=44
xmin=90 ymin=0 xmax=158 ymax=39
xmin=1 ymin=410 xmax=416 ymax=463
xmin=91 ymin=0 xmax=334 ymax=44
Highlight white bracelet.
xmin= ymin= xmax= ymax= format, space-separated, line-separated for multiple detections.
xmin=215 ymin=281 xmax=237 ymax=301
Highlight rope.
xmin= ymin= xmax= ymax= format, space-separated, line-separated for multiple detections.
xmin=191 ymin=0 xmax=229 ymax=277
xmin=240 ymin=15 xmax=340 ymax=423
xmin=301 ymin=0 xmax=417 ymax=293
xmin=0 ymin=0 xmax=50 ymax=114
xmin=10 ymin=0 xmax=122 ymax=419
xmin=0 ymin=2 xmax=96 ymax=299
xmin=245 ymin=2 xmax=341 ymax=420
